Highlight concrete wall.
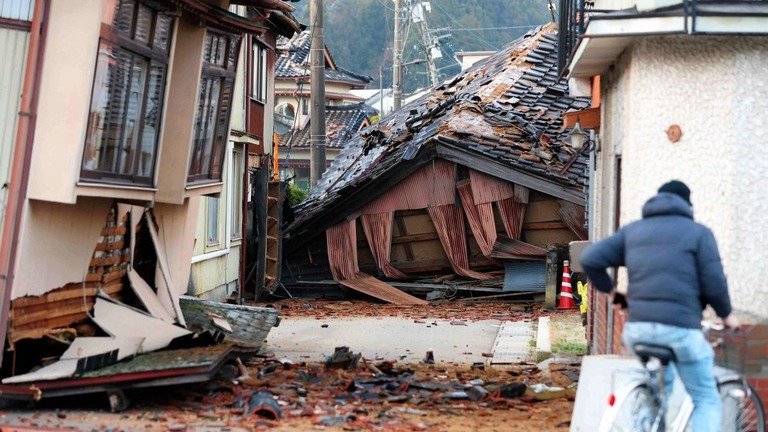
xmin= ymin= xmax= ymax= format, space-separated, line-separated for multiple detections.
xmin=26 ymin=0 xmax=101 ymax=204
xmin=597 ymin=35 xmax=768 ymax=315
xmin=12 ymin=197 xmax=111 ymax=298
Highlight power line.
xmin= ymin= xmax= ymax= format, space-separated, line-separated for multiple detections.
xmin=372 ymin=0 xmax=396 ymax=12
xmin=428 ymin=0 xmax=499 ymax=50
xmin=451 ymin=25 xmax=540 ymax=31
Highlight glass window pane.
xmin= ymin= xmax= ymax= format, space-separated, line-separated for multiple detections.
xmin=207 ymin=197 xmax=219 ymax=243
xmin=84 ymin=42 xmax=118 ymax=172
xmin=118 ymin=55 xmax=147 ymax=176
xmin=115 ymin=0 xmax=134 ymax=37
xmin=137 ymin=63 xmax=164 ymax=178
xmin=190 ymin=78 xmax=211 ymax=177
xmin=260 ymin=47 xmax=267 ymax=101
xmin=213 ymin=35 xmax=226 ymax=67
xmin=211 ymin=78 xmax=230 ymax=177
xmin=200 ymin=78 xmax=221 ymax=176
xmin=204 ymin=34 xmax=214 ymax=64
xmin=103 ymin=48 xmax=132 ymax=173
xmin=231 ymin=150 xmax=243 ymax=238
xmin=228 ymin=37 xmax=238 ymax=69
xmin=134 ymin=4 xmax=152 ymax=44
xmin=153 ymin=13 xmax=172 ymax=51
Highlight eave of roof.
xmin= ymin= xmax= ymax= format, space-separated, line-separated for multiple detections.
xmin=172 ymin=0 xmax=268 ymax=34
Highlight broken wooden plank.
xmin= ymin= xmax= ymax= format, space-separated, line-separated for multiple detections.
xmin=92 ymin=297 xmax=191 ymax=353
xmin=127 ymin=269 xmax=175 ymax=323
xmin=339 ymin=276 xmax=428 ymax=305
xmin=145 ymin=212 xmax=185 ymax=326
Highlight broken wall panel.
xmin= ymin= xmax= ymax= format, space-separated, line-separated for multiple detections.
xmin=93 ymin=297 xmax=192 ymax=353
xmin=9 ymin=281 xmax=124 ymax=343
xmin=9 ymin=203 xmax=131 ymax=343
xmin=152 ymin=199 xmax=200 ymax=302
xmin=12 ymin=197 xmax=113 ymax=299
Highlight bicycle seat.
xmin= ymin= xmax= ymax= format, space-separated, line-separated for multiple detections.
xmin=633 ymin=343 xmax=676 ymax=365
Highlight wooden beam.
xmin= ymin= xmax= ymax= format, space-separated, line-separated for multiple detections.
xmin=564 ymin=107 xmax=600 ymax=130
xmin=392 ymin=232 xmax=439 ymax=244
xmin=394 ymin=214 xmax=415 ymax=260
xmin=436 ymin=145 xmax=586 ymax=205
xmin=523 ymin=222 xmax=568 ymax=230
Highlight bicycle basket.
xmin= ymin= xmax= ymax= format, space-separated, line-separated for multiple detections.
xmin=709 ymin=314 xmax=768 ymax=376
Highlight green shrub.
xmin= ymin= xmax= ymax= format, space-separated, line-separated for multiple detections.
xmin=287 ymin=183 xmax=308 ymax=207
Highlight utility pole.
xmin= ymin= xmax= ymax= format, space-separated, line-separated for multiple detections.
xmin=413 ymin=1 xmax=439 ymax=87
xmin=392 ymin=0 xmax=403 ymax=110
xmin=310 ymin=0 xmax=326 ymax=187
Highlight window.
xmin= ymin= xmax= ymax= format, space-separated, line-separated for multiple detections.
xmin=81 ymin=0 xmax=173 ymax=185
xmin=230 ymin=149 xmax=243 ymax=239
xmin=251 ymin=42 xmax=267 ymax=103
xmin=274 ymin=103 xmax=296 ymax=131
xmin=206 ymin=197 xmax=220 ymax=244
xmin=301 ymin=98 xmax=308 ymax=116
xmin=188 ymin=30 xmax=240 ymax=183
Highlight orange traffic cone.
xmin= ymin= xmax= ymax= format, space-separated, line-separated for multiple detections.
xmin=558 ymin=260 xmax=576 ymax=309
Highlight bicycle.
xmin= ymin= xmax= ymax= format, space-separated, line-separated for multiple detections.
xmin=598 ymin=319 xmax=766 ymax=432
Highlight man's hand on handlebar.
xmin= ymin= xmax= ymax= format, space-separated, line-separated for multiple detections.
xmin=612 ymin=292 xmax=628 ymax=310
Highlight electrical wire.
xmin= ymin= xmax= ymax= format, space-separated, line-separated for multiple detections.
xmin=451 ymin=25 xmax=541 ymax=31
xmin=428 ymin=0 xmax=499 ymax=50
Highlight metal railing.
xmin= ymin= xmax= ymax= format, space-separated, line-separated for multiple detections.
xmin=557 ymin=0 xmax=588 ymax=77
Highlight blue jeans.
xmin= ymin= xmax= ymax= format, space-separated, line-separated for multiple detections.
xmin=623 ymin=322 xmax=721 ymax=432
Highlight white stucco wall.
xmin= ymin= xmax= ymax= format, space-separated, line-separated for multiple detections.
xmin=598 ymin=35 xmax=768 ymax=315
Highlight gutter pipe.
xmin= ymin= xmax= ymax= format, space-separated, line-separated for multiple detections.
xmin=0 ymin=0 xmax=48 ymax=366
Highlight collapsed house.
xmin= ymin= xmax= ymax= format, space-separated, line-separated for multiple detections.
xmin=281 ymin=24 xmax=592 ymax=303
xmin=0 ymin=0 xmax=300 ymax=407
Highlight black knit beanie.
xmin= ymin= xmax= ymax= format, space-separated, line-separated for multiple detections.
xmin=658 ymin=180 xmax=691 ymax=204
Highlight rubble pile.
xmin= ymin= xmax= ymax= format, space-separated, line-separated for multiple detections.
xmin=255 ymin=298 xmax=546 ymax=323
xmin=154 ymin=352 xmax=579 ymax=431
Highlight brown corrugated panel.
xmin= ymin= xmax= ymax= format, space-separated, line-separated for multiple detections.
xmin=468 ymin=170 xmax=515 ymax=205
xmin=558 ymin=200 xmax=588 ymax=240
xmin=360 ymin=160 xmax=456 ymax=214
xmin=339 ymin=275 xmax=428 ymax=305
xmin=490 ymin=235 xmax=547 ymax=260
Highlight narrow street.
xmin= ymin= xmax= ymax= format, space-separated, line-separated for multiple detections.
xmin=0 ymin=300 xmax=584 ymax=431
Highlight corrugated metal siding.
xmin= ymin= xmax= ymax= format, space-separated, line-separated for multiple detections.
xmin=0 ymin=0 xmax=34 ymax=21
xmin=360 ymin=160 xmax=456 ymax=214
xmin=0 ymin=27 xmax=28 ymax=236
xmin=503 ymin=261 xmax=547 ymax=292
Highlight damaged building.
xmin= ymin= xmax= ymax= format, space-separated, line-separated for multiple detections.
xmin=0 ymin=0 xmax=300 ymax=406
xmin=282 ymin=24 xmax=594 ymax=304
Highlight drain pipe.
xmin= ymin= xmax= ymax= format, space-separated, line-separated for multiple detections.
xmin=0 ymin=0 xmax=48 ymax=366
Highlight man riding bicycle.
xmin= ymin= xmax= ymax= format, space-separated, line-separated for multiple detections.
xmin=581 ymin=180 xmax=740 ymax=432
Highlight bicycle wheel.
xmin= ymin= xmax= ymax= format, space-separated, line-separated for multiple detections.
xmin=599 ymin=384 xmax=660 ymax=432
xmin=720 ymin=380 xmax=765 ymax=432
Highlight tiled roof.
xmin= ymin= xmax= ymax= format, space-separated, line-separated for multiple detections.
xmin=275 ymin=31 xmax=372 ymax=86
xmin=284 ymin=24 xmax=591 ymax=247
xmin=278 ymin=103 xmax=372 ymax=149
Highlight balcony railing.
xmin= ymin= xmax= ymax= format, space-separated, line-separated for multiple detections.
xmin=557 ymin=0 xmax=588 ymax=78
xmin=557 ymin=0 xmax=768 ymax=77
